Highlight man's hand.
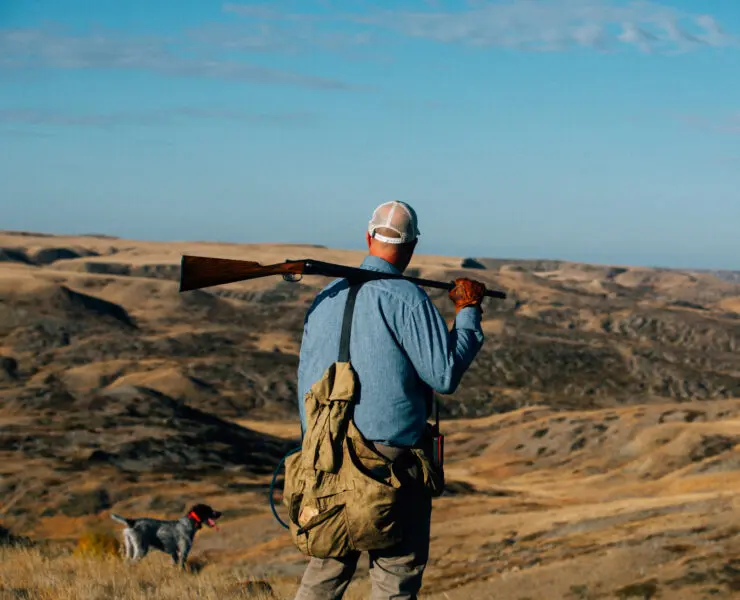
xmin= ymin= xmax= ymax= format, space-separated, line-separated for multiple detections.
xmin=448 ymin=278 xmax=487 ymax=314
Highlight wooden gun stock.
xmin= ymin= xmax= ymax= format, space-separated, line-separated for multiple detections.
xmin=179 ymin=255 xmax=508 ymax=299
xmin=179 ymin=255 xmax=305 ymax=292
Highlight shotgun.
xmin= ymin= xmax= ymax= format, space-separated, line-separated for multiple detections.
xmin=178 ymin=255 xmax=507 ymax=299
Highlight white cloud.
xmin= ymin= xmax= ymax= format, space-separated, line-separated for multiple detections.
xmin=0 ymin=108 xmax=320 ymax=128
xmin=0 ymin=26 xmax=362 ymax=90
xmin=188 ymin=21 xmax=376 ymax=56
xmin=223 ymin=0 xmax=737 ymax=54
xmin=0 ymin=1 xmax=734 ymax=96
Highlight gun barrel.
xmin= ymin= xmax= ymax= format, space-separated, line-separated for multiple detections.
xmin=302 ymin=259 xmax=507 ymax=299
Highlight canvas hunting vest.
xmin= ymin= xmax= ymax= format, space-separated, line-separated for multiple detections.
xmin=282 ymin=281 xmax=444 ymax=559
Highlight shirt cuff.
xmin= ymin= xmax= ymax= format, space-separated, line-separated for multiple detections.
xmin=454 ymin=305 xmax=482 ymax=330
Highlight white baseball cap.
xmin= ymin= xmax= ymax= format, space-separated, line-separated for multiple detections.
xmin=367 ymin=200 xmax=420 ymax=244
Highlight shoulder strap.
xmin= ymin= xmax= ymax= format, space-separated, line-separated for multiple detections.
xmin=338 ymin=282 xmax=362 ymax=363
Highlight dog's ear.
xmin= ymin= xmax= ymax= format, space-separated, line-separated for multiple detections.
xmin=189 ymin=503 xmax=219 ymax=518
xmin=187 ymin=504 xmax=206 ymax=516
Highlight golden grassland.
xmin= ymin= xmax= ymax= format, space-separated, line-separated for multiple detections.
xmin=0 ymin=544 xmax=286 ymax=599
xmin=7 ymin=402 xmax=740 ymax=599
xmin=0 ymin=528 xmax=383 ymax=600
xmin=0 ymin=526 xmax=374 ymax=600
xmin=5 ymin=232 xmax=740 ymax=598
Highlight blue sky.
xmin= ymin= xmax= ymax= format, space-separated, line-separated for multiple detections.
xmin=1 ymin=0 xmax=738 ymax=269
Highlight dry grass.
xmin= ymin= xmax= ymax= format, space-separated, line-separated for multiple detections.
xmin=0 ymin=544 xmax=292 ymax=599
xmin=0 ymin=543 xmax=378 ymax=600
xmin=7 ymin=399 xmax=740 ymax=599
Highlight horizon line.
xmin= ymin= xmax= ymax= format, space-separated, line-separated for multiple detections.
xmin=1 ymin=227 xmax=737 ymax=275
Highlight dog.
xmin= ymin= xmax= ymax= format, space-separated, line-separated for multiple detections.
xmin=110 ymin=503 xmax=221 ymax=568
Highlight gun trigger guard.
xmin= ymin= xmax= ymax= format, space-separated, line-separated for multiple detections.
xmin=283 ymin=273 xmax=303 ymax=283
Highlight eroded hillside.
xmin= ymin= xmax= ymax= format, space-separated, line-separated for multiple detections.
xmin=3 ymin=231 xmax=740 ymax=598
xmin=2 ymin=231 xmax=740 ymax=425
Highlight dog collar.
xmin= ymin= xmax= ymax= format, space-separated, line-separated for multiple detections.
xmin=188 ymin=511 xmax=202 ymax=528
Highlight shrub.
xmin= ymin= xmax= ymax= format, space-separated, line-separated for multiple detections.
xmin=74 ymin=528 xmax=121 ymax=558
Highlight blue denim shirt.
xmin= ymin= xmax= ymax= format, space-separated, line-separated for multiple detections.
xmin=297 ymin=255 xmax=484 ymax=447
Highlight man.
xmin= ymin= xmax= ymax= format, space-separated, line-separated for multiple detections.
xmin=294 ymin=200 xmax=487 ymax=600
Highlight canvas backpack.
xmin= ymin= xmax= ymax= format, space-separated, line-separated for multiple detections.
xmin=282 ymin=282 xmax=444 ymax=558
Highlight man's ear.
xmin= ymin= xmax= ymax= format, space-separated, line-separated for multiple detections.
xmin=366 ymin=231 xmax=372 ymax=248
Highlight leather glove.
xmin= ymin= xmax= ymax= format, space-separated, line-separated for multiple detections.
xmin=448 ymin=278 xmax=486 ymax=314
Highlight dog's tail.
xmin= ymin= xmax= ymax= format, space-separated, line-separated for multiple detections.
xmin=110 ymin=513 xmax=135 ymax=527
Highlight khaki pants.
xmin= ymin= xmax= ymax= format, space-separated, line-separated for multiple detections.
xmin=294 ymin=457 xmax=433 ymax=600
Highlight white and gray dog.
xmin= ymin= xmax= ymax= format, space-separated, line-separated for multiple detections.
xmin=110 ymin=503 xmax=222 ymax=568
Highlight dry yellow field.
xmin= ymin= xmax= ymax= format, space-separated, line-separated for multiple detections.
xmin=3 ymin=231 xmax=740 ymax=598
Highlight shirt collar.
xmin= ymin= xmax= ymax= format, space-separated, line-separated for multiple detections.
xmin=360 ymin=254 xmax=401 ymax=275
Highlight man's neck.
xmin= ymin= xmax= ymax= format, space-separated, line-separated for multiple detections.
xmin=363 ymin=254 xmax=402 ymax=274
xmin=368 ymin=253 xmax=400 ymax=269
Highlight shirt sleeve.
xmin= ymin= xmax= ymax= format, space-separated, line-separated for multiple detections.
xmin=398 ymin=299 xmax=484 ymax=395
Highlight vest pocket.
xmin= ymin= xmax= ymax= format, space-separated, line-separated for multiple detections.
xmin=288 ymin=491 xmax=355 ymax=558
xmin=344 ymin=436 xmax=404 ymax=550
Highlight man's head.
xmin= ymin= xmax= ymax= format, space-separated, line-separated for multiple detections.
xmin=366 ymin=200 xmax=420 ymax=273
